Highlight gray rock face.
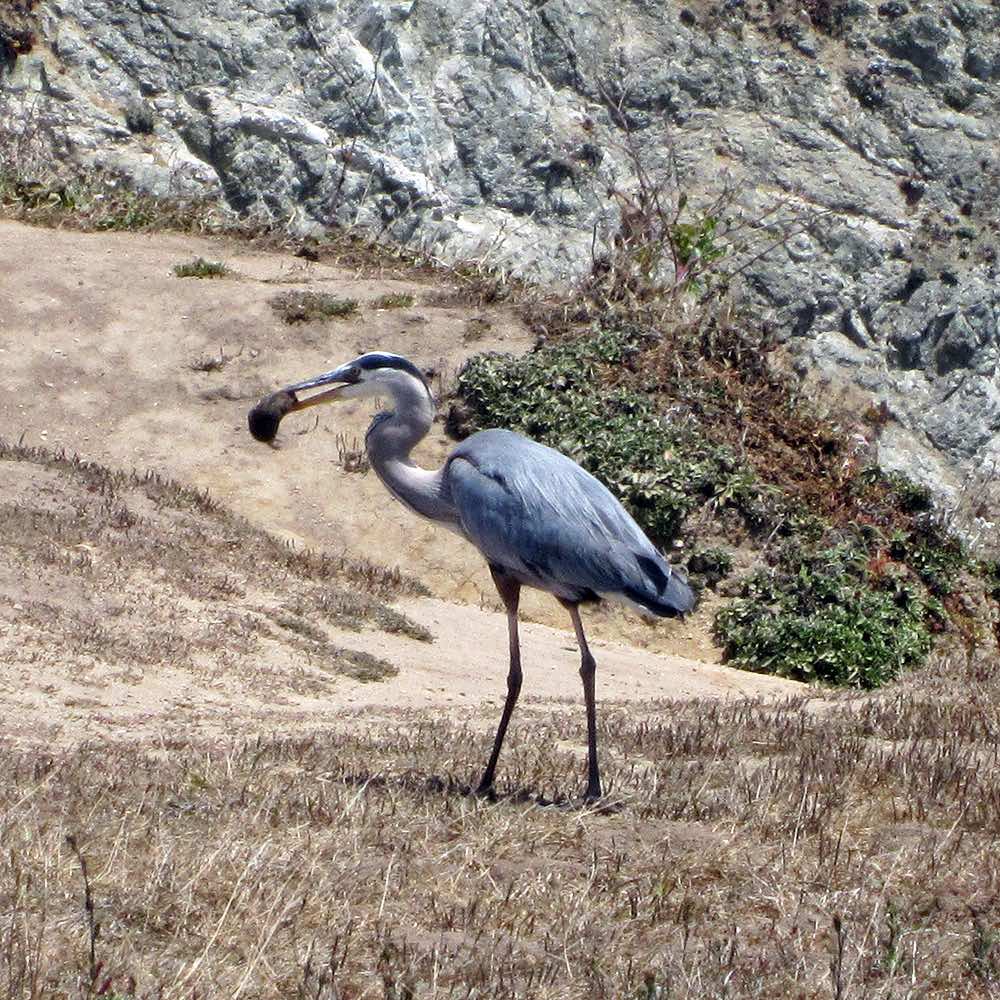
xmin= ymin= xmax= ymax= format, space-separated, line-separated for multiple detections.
xmin=2 ymin=0 xmax=999 ymax=510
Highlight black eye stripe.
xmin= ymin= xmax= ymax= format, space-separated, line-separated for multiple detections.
xmin=356 ymin=353 xmax=429 ymax=389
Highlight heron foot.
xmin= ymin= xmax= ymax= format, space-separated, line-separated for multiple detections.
xmin=474 ymin=780 xmax=497 ymax=802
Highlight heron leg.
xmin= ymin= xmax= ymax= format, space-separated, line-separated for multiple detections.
xmin=563 ymin=601 xmax=602 ymax=802
xmin=476 ymin=567 xmax=522 ymax=797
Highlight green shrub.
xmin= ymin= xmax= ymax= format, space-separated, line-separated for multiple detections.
xmin=979 ymin=559 xmax=1000 ymax=602
xmin=714 ymin=541 xmax=938 ymax=687
xmin=455 ymin=328 xmax=969 ymax=689
xmin=687 ymin=547 xmax=733 ymax=587
xmin=851 ymin=466 xmax=935 ymax=515
xmin=889 ymin=525 xmax=967 ymax=597
xmin=886 ymin=472 xmax=934 ymax=514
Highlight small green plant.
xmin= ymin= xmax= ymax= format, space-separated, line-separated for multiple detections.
xmin=878 ymin=900 xmax=903 ymax=977
xmin=599 ymin=199 xmax=730 ymax=305
xmin=0 ymin=168 xmax=222 ymax=232
xmin=93 ymin=194 xmax=160 ymax=232
xmin=173 ymin=257 xmax=229 ymax=279
xmin=687 ymin=547 xmax=733 ymax=586
xmin=0 ymin=176 xmax=77 ymax=211
xmin=635 ymin=973 xmax=667 ymax=999
xmin=885 ymin=472 xmax=934 ymax=514
xmin=463 ymin=316 xmax=493 ymax=342
xmin=978 ymin=559 xmax=1000 ymax=602
xmin=372 ymin=291 xmax=414 ymax=310
xmin=270 ymin=290 xmax=360 ymax=323
xmin=671 ymin=216 xmax=727 ymax=290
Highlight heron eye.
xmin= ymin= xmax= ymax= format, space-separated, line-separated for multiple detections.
xmin=347 ymin=366 xmax=362 ymax=382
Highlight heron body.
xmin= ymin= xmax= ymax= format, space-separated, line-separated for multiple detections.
xmin=249 ymin=351 xmax=695 ymax=800
xmin=447 ymin=430 xmax=695 ymax=617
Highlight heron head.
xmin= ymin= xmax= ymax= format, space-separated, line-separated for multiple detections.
xmin=248 ymin=352 xmax=430 ymax=443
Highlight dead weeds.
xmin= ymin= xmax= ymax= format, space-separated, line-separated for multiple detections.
xmin=0 ymin=438 xmax=427 ymax=707
xmin=3 ymin=648 xmax=1000 ymax=997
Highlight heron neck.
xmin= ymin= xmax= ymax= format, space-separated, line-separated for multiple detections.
xmin=366 ymin=380 xmax=457 ymax=526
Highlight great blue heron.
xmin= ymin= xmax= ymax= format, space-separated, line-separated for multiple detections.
xmin=249 ymin=351 xmax=695 ymax=801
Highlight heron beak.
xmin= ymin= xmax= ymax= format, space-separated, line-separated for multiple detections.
xmin=287 ymin=383 xmax=348 ymax=411
xmin=249 ymin=364 xmax=358 ymax=443
xmin=284 ymin=365 xmax=353 ymax=410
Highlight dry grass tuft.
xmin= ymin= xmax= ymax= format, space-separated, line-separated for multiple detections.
xmin=0 ymin=438 xmax=428 ymax=710
xmin=3 ymin=645 xmax=1000 ymax=997
xmin=269 ymin=290 xmax=360 ymax=324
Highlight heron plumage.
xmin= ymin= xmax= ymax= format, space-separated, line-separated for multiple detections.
xmin=446 ymin=429 xmax=694 ymax=617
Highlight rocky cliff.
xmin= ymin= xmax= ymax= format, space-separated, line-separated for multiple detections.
xmin=2 ymin=0 xmax=999 ymax=515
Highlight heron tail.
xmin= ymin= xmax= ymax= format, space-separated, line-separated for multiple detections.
xmin=623 ymin=556 xmax=696 ymax=618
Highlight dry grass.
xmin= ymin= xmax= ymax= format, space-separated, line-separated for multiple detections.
xmin=0 ymin=439 xmax=429 ymax=705
xmin=2 ymin=434 xmax=998 ymax=998
xmin=3 ymin=648 xmax=1000 ymax=998
xmin=0 ymin=438 xmax=426 ymax=599
xmin=5 ymin=442 xmax=999 ymax=998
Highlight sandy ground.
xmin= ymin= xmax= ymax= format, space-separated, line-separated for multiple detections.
xmin=0 ymin=221 xmax=803 ymax=746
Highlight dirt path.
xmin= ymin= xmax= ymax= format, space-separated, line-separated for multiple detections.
xmin=0 ymin=221 xmax=803 ymax=746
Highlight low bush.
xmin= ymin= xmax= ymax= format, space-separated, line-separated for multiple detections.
xmin=687 ymin=547 xmax=733 ymax=587
xmin=888 ymin=524 xmax=968 ymax=597
xmin=714 ymin=539 xmax=940 ymax=687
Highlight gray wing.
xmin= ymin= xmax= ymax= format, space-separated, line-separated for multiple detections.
xmin=446 ymin=429 xmax=694 ymax=616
